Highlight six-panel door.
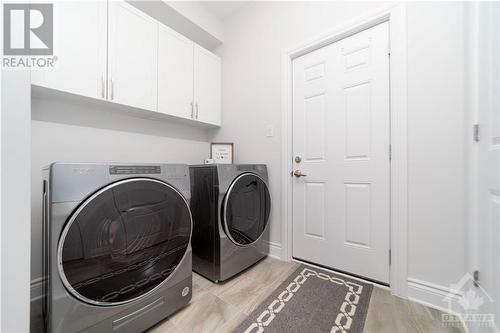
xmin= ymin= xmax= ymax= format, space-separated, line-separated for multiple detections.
xmin=292 ymin=22 xmax=391 ymax=283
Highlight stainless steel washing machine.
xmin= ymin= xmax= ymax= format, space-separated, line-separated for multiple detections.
xmin=189 ymin=164 xmax=270 ymax=282
xmin=42 ymin=163 xmax=192 ymax=333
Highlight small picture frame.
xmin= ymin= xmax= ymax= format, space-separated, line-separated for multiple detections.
xmin=210 ymin=142 xmax=234 ymax=164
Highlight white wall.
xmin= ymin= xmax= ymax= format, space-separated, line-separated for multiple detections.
xmin=129 ymin=0 xmax=224 ymax=51
xmin=167 ymin=1 xmax=224 ymax=42
xmin=2 ymin=71 xmax=31 ymax=332
xmin=30 ymin=93 xmax=215 ymax=298
xmin=215 ymin=1 xmax=466 ymax=308
xmin=214 ymin=0 xmax=391 ymax=258
xmin=406 ymin=1 xmax=465 ymax=287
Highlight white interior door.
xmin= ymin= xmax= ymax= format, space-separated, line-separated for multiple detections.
xmin=108 ymin=1 xmax=158 ymax=111
xmin=158 ymin=23 xmax=194 ymax=119
xmin=31 ymin=1 xmax=107 ymax=99
xmin=476 ymin=2 xmax=500 ymax=326
xmin=292 ymin=22 xmax=391 ymax=283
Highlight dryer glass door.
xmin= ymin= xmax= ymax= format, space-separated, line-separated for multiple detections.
xmin=223 ymin=173 xmax=271 ymax=246
xmin=58 ymin=178 xmax=191 ymax=306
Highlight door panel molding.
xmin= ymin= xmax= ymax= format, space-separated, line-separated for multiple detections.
xmin=292 ymin=21 xmax=390 ymax=283
xmin=281 ymin=3 xmax=408 ymax=297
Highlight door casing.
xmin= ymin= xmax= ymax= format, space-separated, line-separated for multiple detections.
xmin=465 ymin=1 xmax=500 ymax=326
xmin=280 ymin=3 xmax=408 ymax=297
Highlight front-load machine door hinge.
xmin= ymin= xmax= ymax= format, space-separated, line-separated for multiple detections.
xmin=473 ymin=124 xmax=480 ymax=142
xmin=473 ymin=270 xmax=480 ymax=287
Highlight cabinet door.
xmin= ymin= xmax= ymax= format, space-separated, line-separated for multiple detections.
xmin=194 ymin=45 xmax=221 ymax=125
xmin=158 ymin=24 xmax=194 ymax=119
xmin=108 ymin=1 xmax=158 ymax=111
xmin=31 ymin=1 xmax=107 ymax=100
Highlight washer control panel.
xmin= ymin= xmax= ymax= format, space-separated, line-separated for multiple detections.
xmin=109 ymin=165 xmax=161 ymax=175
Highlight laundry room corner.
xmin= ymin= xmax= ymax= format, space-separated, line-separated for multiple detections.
xmin=1 ymin=1 xmax=498 ymax=332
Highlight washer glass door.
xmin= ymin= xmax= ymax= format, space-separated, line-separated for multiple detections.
xmin=58 ymin=178 xmax=191 ymax=306
xmin=223 ymin=173 xmax=271 ymax=246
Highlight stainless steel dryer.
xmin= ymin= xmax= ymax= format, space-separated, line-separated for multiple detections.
xmin=189 ymin=164 xmax=270 ymax=282
xmin=42 ymin=163 xmax=192 ymax=333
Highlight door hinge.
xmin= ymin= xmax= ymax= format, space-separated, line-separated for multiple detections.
xmin=473 ymin=270 xmax=480 ymax=287
xmin=389 ymin=249 xmax=392 ymax=265
xmin=389 ymin=144 xmax=392 ymax=161
xmin=473 ymin=124 xmax=480 ymax=142
xmin=387 ymin=42 xmax=391 ymax=56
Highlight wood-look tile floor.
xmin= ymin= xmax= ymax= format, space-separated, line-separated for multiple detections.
xmin=30 ymin=257 xmax=465 ymax=333
xmin=148 ymin=257 xmax=464 ymax=333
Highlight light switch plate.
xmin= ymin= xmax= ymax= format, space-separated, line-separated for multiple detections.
xmin=266 ymin=125 xmax=274 ymax=137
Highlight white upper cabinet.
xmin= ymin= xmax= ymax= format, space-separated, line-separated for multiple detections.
xmin=108 ymin=1 xmax=158 ymax=111
xmin=194 ymin=45 xmax=221 ymax=125
xmin=158 ymin=23 xmax=194 ymax=119
xmin=31 ymin=1 xmax=107 ymax=100
xmin=31 ymin=1 xmax=221 ymax=126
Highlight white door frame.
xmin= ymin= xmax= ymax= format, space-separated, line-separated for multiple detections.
xmin=464 ymin=0 xmax=480 ymax=283
xmin=465 ymin=1 xmax=500 ymax=323
xmin=280 ymin=4 xmax=408 ymax=297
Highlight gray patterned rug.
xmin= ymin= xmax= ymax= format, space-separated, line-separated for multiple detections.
xmin=233 ymin=265 xmax=373 ymax=333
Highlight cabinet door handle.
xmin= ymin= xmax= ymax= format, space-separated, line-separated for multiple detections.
xmin=195 ymin=102 xmax=199 ymax=119
xmin=110 ymin=78 xmax=114 ymax=100
xmin=191 ymin=102 xmax=194 ymax=119
xmin=101 ymin=75 xmax=105 ymax=98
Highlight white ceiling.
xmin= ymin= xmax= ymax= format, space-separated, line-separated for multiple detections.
xmin=199 ymin=1 xmax=248 ymax=21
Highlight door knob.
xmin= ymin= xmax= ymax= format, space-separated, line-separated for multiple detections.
xmin=293 ymin=170 xmax=307 ymax=178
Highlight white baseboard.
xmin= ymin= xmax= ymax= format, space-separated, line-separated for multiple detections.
xmin=407 ymin=277 xmax=463 ymax=314
xmin=266 ymin=241 xmax=283 ymax=260
xmin=31 ymin=277 xmax=44 ymax=302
